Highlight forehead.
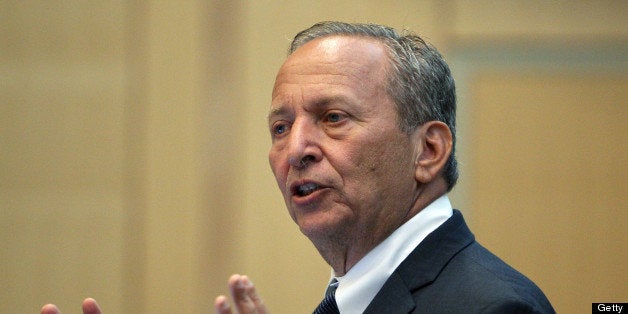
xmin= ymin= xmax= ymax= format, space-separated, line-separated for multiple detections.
xmin=271 ymin=36 xmax=390 ymax=101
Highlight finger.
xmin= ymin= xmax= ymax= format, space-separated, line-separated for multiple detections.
xmin=242 ymin=276 xmax=268 ymax=314
xmin=41 ymin=304 xmax=61 ymax=314
xmin=229 ymin=274 xmax=256 ymax=313
xmin=228 ymin=275 xmax=268 ymax=314
xmin=214 ymin=295 xmax=232 ymax=314
xmin=82 ymin=298 xmax=102 ymax=314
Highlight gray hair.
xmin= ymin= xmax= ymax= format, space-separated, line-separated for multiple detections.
xmin=289 ymin=21 xmax=458 ymax=191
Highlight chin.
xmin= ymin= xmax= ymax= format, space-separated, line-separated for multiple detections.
xmin=296 ymin=214 xmax=343 ymax=239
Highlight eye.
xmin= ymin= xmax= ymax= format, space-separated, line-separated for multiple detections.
xmin=323 ymin=111 xmax=347 ymax=124
xmin=271 ymin=122 xmax=290 ymax=136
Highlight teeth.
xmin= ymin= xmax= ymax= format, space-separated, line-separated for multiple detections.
xmin=297 ymin=183 xmax=319 ymax=196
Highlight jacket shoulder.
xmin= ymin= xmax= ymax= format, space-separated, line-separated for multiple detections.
xmin=412 ymin=241 xmax=555 ymax=313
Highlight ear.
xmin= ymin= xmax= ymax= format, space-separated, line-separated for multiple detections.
xmin=413 ymin=121 xmax=453 ymax=184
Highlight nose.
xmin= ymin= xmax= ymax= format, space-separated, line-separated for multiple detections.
xmin=286 ymin=119 xmax=322 ymax=169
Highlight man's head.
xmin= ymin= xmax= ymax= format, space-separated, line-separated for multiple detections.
xmin=289 ymin=21 xmax=458 ymax=190
xmin=267 ymin=22 xmax=456 ymax=272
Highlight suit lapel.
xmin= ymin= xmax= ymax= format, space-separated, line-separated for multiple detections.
xmin=363 ymin=210 xmax=475 ymax=313
xmin=362 ymin=272 xmax=416 ymax=313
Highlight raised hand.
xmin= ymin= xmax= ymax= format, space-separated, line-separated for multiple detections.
xmin=41 ymin=298 xmax=102 ymax=314
xmin=215 ymin=274 xmax=268 ymax=314
xmin=39 ymin=275 xmax=267 ymax=314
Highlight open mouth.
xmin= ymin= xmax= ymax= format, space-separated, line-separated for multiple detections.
xmin=293 ymin=182 xmax=320 ymax=197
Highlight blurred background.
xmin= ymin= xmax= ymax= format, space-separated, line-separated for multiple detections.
xmin=1 ymin=1 xmax=626 ymax=313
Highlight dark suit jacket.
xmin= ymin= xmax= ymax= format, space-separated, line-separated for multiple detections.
xmin=363 ymin=210 xmax=555 ymax=313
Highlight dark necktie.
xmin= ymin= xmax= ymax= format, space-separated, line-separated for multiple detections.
xmin=313 ymin=279 xmax=340 ymax=314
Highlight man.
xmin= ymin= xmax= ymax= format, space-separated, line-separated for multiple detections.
xmin=214 ymin=21 xmax=554 ymax=314
xmin=41 ymin=21 xmax=554 ymax=314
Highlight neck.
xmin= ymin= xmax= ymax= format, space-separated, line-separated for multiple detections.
xmin=313 ymin=229 xmax=383 ymax=276
xmin=312 ymin=179 xmax=448 ymax=276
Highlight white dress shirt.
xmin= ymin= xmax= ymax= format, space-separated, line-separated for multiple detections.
xmin=330 ymin=195 xmax=453 ymax=314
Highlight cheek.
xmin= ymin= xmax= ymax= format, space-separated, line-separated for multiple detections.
xmin=351 ymin=133 xmax=403 ymax=165
xmin=332 ymin=144 xmax=387 ymax=197
xmin=350 ymin=135 xmax=415 ymax=185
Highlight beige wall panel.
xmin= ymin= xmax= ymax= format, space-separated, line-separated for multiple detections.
xmin=469 ymin=72 xmax=627 ymax=312
xmin=451 ymin=0 xmax=628 ymax=39
xmin=1 ymin=1 xmax=127 ymax=313
xmin=138 ymin=1 xmax=221 ymax=313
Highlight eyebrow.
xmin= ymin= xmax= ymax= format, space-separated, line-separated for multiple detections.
xmin=267 ymin=105 xmax=288 ymax=122
xmin=267 ymin=95 xmax=350 ymax=122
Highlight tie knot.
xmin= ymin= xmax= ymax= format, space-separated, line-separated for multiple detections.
xmin=325 ymin=279 xmax=339 ymax=297
xmin=314 ymin=279 xmax=340 ymax=314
